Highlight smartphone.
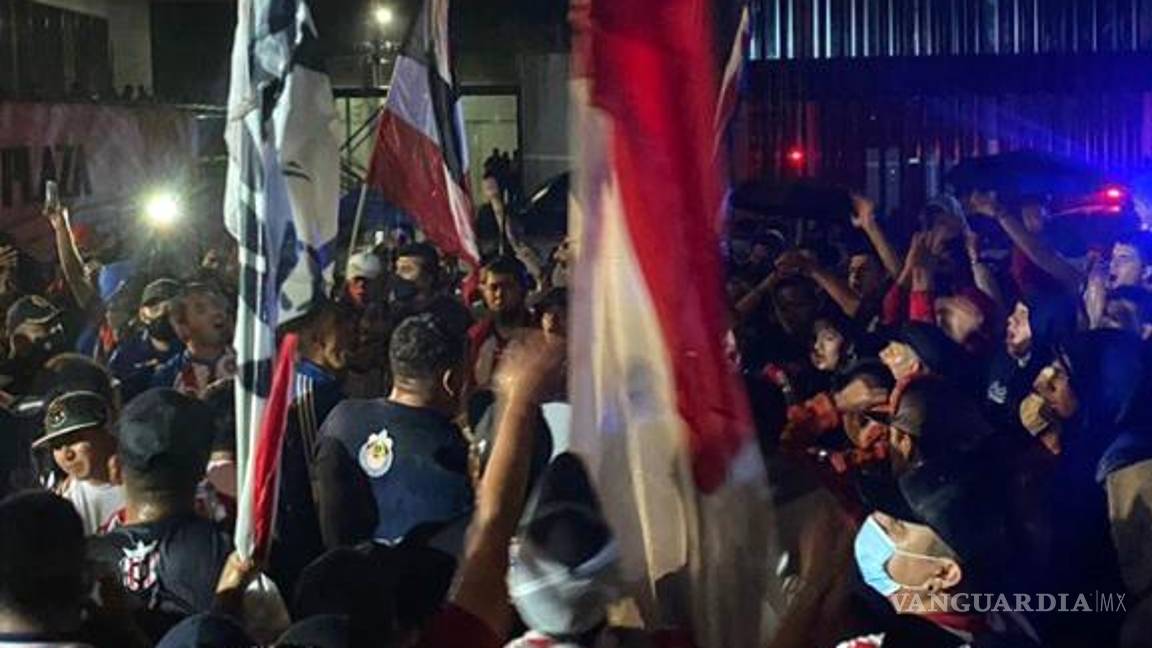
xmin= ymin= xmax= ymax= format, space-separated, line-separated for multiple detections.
xmin=44 ymin=180 xmax=60 ymax=211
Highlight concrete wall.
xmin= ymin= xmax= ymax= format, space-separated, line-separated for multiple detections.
xmin=33 ymin=0 xmax=152 ymax=91
xmin=516 ymin=53 xmax=569 ymax=192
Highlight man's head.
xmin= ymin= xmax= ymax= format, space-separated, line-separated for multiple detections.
xmin=848 ymin=252 xmax=885 ymax=297
xmin=854 ymin=511 xmax=962 ymax=603
xmin=287 ymin=301 xmax=358 ymax=373
xmin=345 ymin=251 xmax=383 ymax=309
xmin=116 ymin=389 xmax=214 ymax=508
xmin=32 ymin=354 xmax=120 ymax=484
xmin=481 ymin=256 xmax=530 ymax=319
xmin=394 ymin=242 xmax=441 ymax=301
xmin=771 ymin=275 xmax=821 ymax=336
xmin=170 ymin=283 xmax=232 ymax=350
xmin=510 ymin=453 xmax=619 ymax=641
xmin=201 ymin=244 xmax=239 ymax=285
xmin=481 ymin=172 xmax=503 ymax=203
xmin=5 ymin=295 xmax=65 ymax=362
xmin=139 ymin=278 xmax=181 ymax=344
xmin=1101 ymin=286 xmax=1152 ymax=339
xmin=1109 ymin=232 xmax=1152 ymax=289
xmin=1005 ymin=301 xmax=1032 ymax=359
xmin=834 ymin=362 xmax=895 ymax=449
xmin=0 ymin=491 xmax=87 ymax=632
xmin=389 ymin=314 xmax=466 ymax=414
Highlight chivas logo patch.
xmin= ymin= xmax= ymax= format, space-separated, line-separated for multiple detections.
xmin=119 ymin=539 xmax=160 ymax=592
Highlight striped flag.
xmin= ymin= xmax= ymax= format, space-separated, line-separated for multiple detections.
xmin=713 ymin=3 xmax=751 ymax=157
xmin=224 ymin=0 xmax=340 ymax=559
xmin=367 ymin=0 xmax=478 ymax=266
xmin=568 ymin=0 xmax=771 ymax=645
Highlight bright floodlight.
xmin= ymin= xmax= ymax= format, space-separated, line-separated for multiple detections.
xmin=373 ymin=5 xmax=394 ymax=27
xmin=144 ymin=192 xmax=181 ymax=228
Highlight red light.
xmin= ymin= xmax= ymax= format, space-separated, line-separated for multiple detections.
xmin=787 ymin=148 xmax=805 ymax=164
xmin=1104 ymin=187 xmax=1125 ymax=201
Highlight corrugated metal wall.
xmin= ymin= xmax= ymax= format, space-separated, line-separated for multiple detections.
xmin=751 ymin=0 xmax=1152 ymax=59
xmin=740 ymin=1 xmax=1152 ymax=221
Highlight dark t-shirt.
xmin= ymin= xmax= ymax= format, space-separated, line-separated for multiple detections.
xmin=87 ymin=514 xmax=231 ymax=622
xmin=314 ymin=400 xmax=474 ymax=548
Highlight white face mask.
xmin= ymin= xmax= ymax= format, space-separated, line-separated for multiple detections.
xmin=508 ymin=536 xmax=620 ymax=637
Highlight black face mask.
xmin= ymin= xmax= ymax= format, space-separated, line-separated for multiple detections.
xmin=390 ymin=278 xmax=421 ymax=306
xmin=145 ymin=317 xmax=178 ymax=343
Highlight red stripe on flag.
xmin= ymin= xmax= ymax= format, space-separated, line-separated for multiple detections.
xmin=249 ymin=332 xmax=298 ymax=558
xmin=589 ymin=0 xmax=751 ymax=492
xmin=369 ymin=109 xmax=478 ymax=266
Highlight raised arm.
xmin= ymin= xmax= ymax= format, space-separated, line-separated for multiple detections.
xmin=970 ymin=193 xmax=1083 ymax=292
xmin=776 ymin=250 xmax=862 ymax=317
xmin=851 ymin=194 xmax=903 ymax=280
xmin=46 ymin=206 xmax=97 ymax=309
xmin=449 ymin=334 xmax=563 ymax=637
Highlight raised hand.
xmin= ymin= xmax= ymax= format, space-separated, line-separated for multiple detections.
xmin=850 ymin=194 xmax=877 ymax=230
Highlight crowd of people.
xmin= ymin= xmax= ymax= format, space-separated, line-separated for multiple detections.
xmin=0 ymin=170 xmax=1151 ymax=648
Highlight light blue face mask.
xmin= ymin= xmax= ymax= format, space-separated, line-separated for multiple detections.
xmin=854 ymin=515 xmax=939 ymax=597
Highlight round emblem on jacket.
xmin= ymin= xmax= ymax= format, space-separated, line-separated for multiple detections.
xmin=358 ymin=429 xmax=395 ymax=478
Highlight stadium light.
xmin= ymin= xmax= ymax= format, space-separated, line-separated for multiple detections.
xmin=373 ymin=5 xmax=395 ymax=27
xmin=144 ymin=191 xmax=181 ymax=228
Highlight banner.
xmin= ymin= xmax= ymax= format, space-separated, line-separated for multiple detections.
xmin=0 ymin=101 xmax=196 ymax=258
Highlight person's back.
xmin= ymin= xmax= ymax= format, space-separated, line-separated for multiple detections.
xmin=314 ymin=314 xmax=473 ymax=549
xmin=86 ymin=389 xmax=231 ymax=642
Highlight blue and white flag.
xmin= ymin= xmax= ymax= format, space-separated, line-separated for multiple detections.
xmin=224 ymin=0 xmax=339 ymax=559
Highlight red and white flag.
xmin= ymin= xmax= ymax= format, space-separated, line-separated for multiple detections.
xmin=568 ymin=1 xmax=771 ymax=645
xmin=713 ymin=4 xmax=751 ymax=157
xmin=367 ymin=0 xmax=478 ymax=265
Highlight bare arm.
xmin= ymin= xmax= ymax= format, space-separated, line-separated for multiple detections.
xmin=734 ymin=271 xmax=777 ymax=322
xmin=450 ymin=335 xmax=562 ymax=637
xmin=47 ymin=207 xmax=97 ymax=309
xmin=852 ymin=195 xmax=903 ymax=280
xmin=965 ymin=193 xmax=1084 ymax=292
xmin=811 ymin=267 xmax=862 ymax=318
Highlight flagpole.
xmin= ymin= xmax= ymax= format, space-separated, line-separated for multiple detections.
xmin=349 ymin=180 xmax=370 ymax=254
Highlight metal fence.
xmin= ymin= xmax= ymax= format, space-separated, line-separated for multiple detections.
xmin=751 ymin=0 xmax=1152 ymax=59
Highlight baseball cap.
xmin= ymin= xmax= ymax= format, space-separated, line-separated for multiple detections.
xmin=346 ymin=252 xmax=383 ymax=280
xmin=30 ymin=354 xmax=119 ymax=449
xmin=33 ymin=391 xmax=111 ymax=449
xmin=141 ymin=278 xmax=181 ymax=307
xmin=5 ymin=295 xmax=60 ymax=334
xmin=116 ymin=388 xmax=213 ymax=476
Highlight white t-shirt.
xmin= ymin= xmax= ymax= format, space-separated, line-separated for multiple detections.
xmin=60 ymin=479 xmax=124 ymax=535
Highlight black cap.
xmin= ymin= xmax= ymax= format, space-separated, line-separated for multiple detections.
xmin=33 ymin=391 xmax=111 ymax=449
xmin=5 ymin=295 xmax=60 ymax=334
xmin=275 ymin=614 xmax=349 ymax=648
xmin=116 ymin=388 xmax=213 ymax=475
xmin=157 ymin=613 xmax=253 ymax=648
xmin=31 ymin=354 xmax=119 ymax=448
xmin=141 ymin=278 xmax=181 ymax=307
xmin=891 ymin=323 xmax=961 ymax=377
